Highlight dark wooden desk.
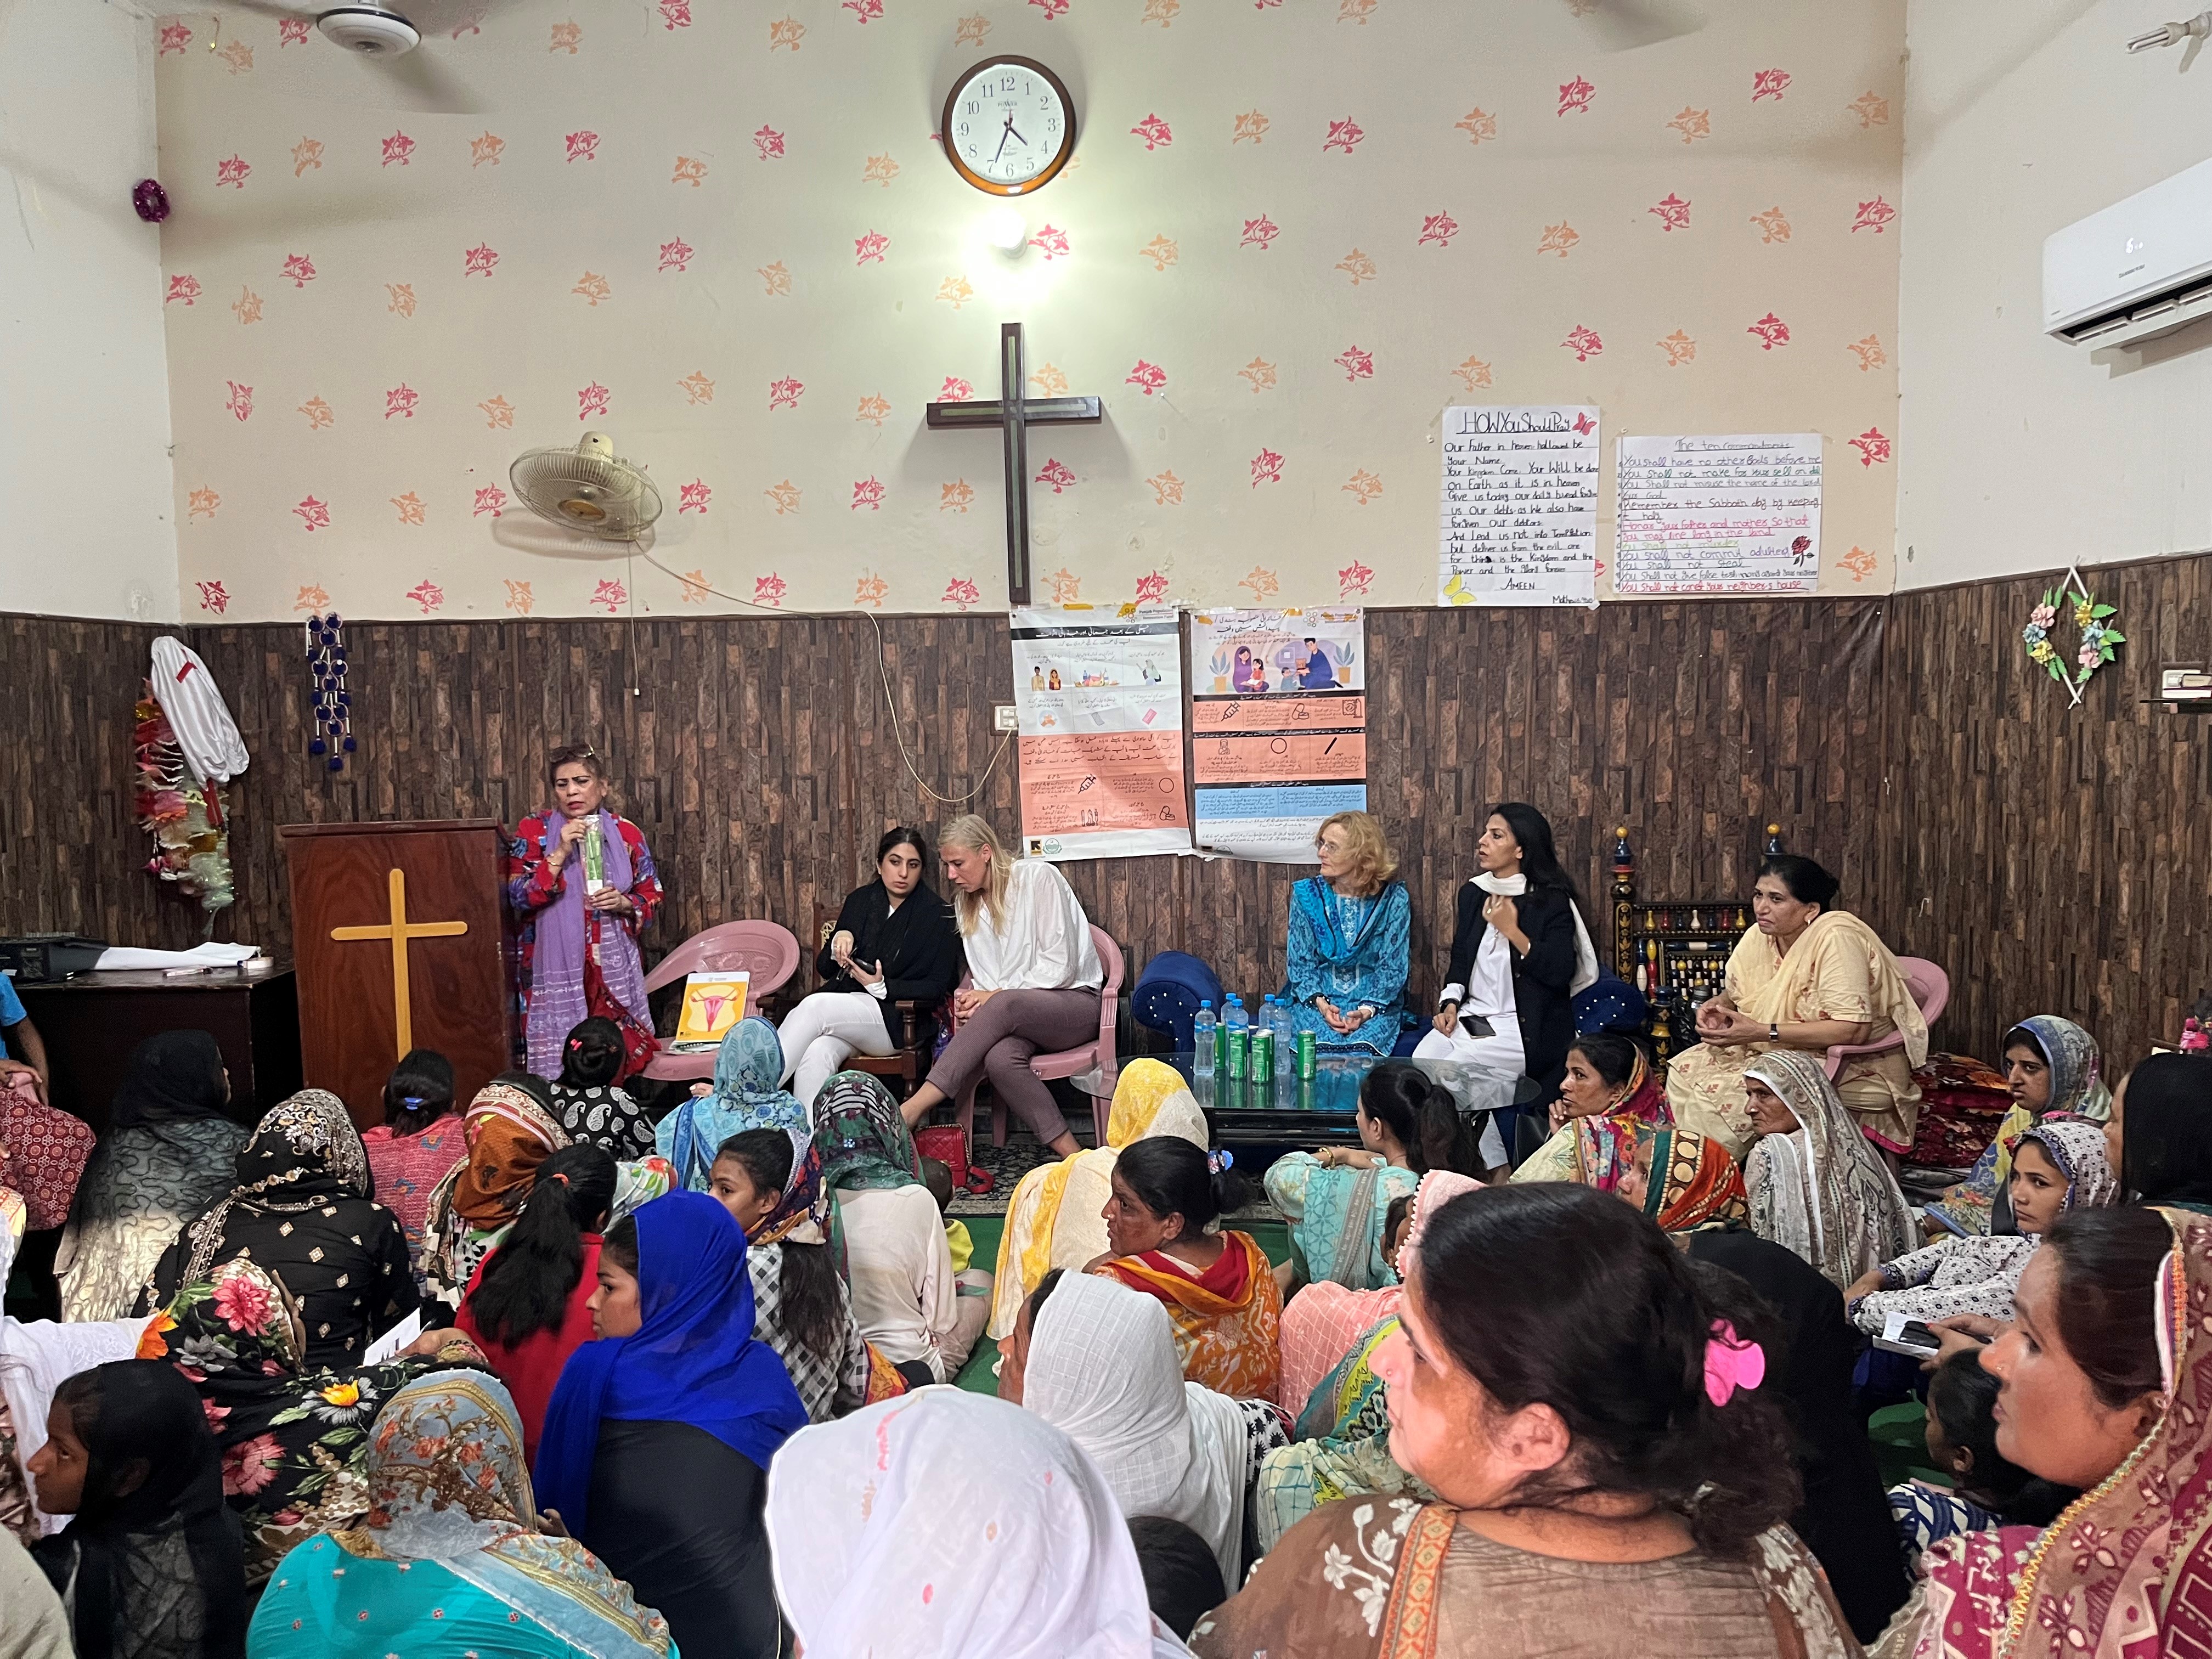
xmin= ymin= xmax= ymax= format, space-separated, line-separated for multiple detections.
xmin=14 ymin=965 xmax=301 ymax=1135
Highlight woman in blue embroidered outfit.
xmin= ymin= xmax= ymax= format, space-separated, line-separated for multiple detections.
xmin=1283 ymin=810 xmax=1412 ymax=1059
xmin=246 ymin=1369 xmax=673 ymax=1659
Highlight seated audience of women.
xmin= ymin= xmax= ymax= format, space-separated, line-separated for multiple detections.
xmin=1513 ymin=1030 xmax=1672 ymax=1186
xmin=1091 ymin=1137 xmax=1283 ymax=1400
xmin=1742 ymin=1049 xmax=1917 ymax=1289
xmin=1272 ymin=1190 xmax=1414 ymax=1414
xmin=989 ymin=1056 xmax=1207 ymax=1341
xmin=1925 ymin=1014 xmax=2108 ymax=1237
xmin=708 ymin=1127 xmax=880 ymax=1419
xmin=780 ymin=825 xmax=962 ymax=1105
xmin=1198 ymin=1182 xmax=1858 ymax=1659
xmin=893 ymin=815 xmax=1105 ymax=1158
xmin=2106 ymin=1051 xmax=2212 ymax=1210
xmin=1613 ymin=1123 xmax=1751 ymax=1233
xmin=1007 ymin=1267 xmax=1286 ymax=1589
xmin=0 ymin=1526 xmax=70 ymax=1659
xmin=1129 ymin=1515 xmax=1228 ymax=1647
xmin=454 ymin=1142 xmax=618 ymax=1460
xmin=143 ymin=1090 xmax=415 ymax=1369
xmin=59 ymin=1032 xmax=246 ymax=1323
xmin=1667 ymin=855 xmax=1927 ymax=1160
xmin=0 ymin=1059 xmax=93 ymax=1240
xmin=1265 ymin=1062 xmax=1483 ymax=1293
xmin=658 ymin=1015 xmax=804 ymax=1191
xmin=26 ymin=1359 xmax=245 ymax=1659
xmin=547 ymin=1015 xmax=657 ymax=1158
xmin=764 ymin=1389 xmax=1175 ymax=1659
xmin=356 ymin=1048 xmax=465 ymax=1294
xmin=1887 ymin=1348 xmax=2075 ymax=1572
xmin=1281 ymin=810 xmax=1413 ymax=1058
xmin=1847 ymin=1118 xmax=2114 ymax=1334
xmin=1873 ymin=1205 xmax=2179 ymax=1657
xmin=1415 ymin=805 xmax=1600 ymax=1111
xmin=535 ymin=1192 xmax=807 ymax=1659
xmin=816 ymin=1070 xmax=987 ymax=1385
xmin=246 ymin=1372 xmax=672 ymax=1659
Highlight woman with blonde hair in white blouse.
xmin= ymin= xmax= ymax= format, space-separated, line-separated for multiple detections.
xmin=896 ymin=816 xmax=1104 ymax=1158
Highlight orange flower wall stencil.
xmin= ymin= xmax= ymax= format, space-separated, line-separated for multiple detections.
xmin=1456 ymin=108 xmax=1496 ymax=144
xmin=573 ymin=272 xmax=612 ymax=306
xmin=1847 ymin=334 xmax=1887 ymax=373
xmin=1342 ymin=469 xmax=1383 ymax=505
xmin=864 ymin=153 xmax=899 ymax=187
xmin=187 ymin=487 xmax=220 ymax=520
xmin=1139 ymin=235 xmax=1179 ymax=270
xmin=299 ymin=396 xmax=334 ymax=430
xmin=673 ymin=155 xmax=707 ymax=187
xmin=1149 ymin=471 xmax=1184 ymax=506
xmin=1046 ymin=568 xmax=1081 ymax=603
xmin=941 ymin=480 xmax=975 ymax=513
xmin=1241 ymin=566 xmax=1281 ymax=602
xmin=480 ymin=394 xmax=515 ymax=428
xmin=769 ymin=15 xmax=805 ymax=48
xmin=1336 ymin=249 xmax=1378 ymax=284
xmin=1667 ymin=107 xmax=1710 ymax=144
xmin=292 ymin=137 xmax=324 ymax=175
xmin=1239 ymin=358 xmax=1278 ymax=393
xmin=470 ymin=132 xmax=504 ymax=166
xmin=1837 ymin=545 xmax=1877 ymax=582
xmin=759 ymin=262 xmax=792 ymax=297
xmin=1233 ymin=110 xmax=1269 ymax=144
xmin=216 ymin=38 xmax=252 ymax=72
xmin=937 ymin=276 xmax=974 ymax=308
xmin=766 ymin=481 xmax=801 ymax=515
xmin=232 ymin=287 xmax=263 ymax=325
xmin=955 ymin=14 xmax=989 ymax=46
xmin=549 ymin=20 xmax=581 ymax=53
xmin=1452 ymin=356 xmax=1492 ymax=391
xmin=856 ymin=394 xmax=891 ymax=425
xmin=1537 ymin=222 xmax=1580 ymax=258
xmin=855 ymin=571 xmax=889 ymax=607
xmin=392 ymin=492 xmax=426 ymax=525
xmin=1847 ymin=91 xmax=1889 ymax=128
xmin=1030 ymin=363 xmax=1070 ymax=396
xmin=1338 ymin=0 xmax=1376 ymax=20
xmin=1657 ymin=330 xmax=1696 ymax=366
xmin=504 ymin=580 xmax=534 ymax=615
xmin=678 ymin=371 xmax=715 ymax=405
xmin=679 ymin=570 xmax=711 ymax=603
xmin=1142 ymin=0 xmax=1178 ymax=24
xmin=1750 ymin=206 xmax=1792 ymax=244
xmin=294 ymin=584 xmax=329 ymax=612
xmin=387 ymin=283 xmax=416 ymax=317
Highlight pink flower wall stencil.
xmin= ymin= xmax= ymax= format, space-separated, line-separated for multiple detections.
xmin=280 ymin=253 xmax=317 ymax=287
xmin=298 ymin=396 xmax=334 ymax=430
xmin=404 ymin=578 xmax=444 ymax=614
xmin=1035 ymin=458 xmax=1076 ymax=493
xmin=1030 ymin=0 xmax=1069 ymax=17
xmin=1135 ymin=570 xmax=1171 ymax=604
xmin=1251 ymin=448 xmax=1285 ymax=487
xmin=464 ymin=242 xmax=499 ymax=276
xmin=939 ymin=376 xmax=974 ymax=401
xmin=679 ymin=479 xmax=711 ymax=514
xmin=573 ymin=271 xmax=612 ymax=305
xmin=1668 ymin=107 xmax=1711 ymax=143
xmin=768 ymin=376 xmax=804 ymax=411
xmin=216 ymin=154 xmax=250 ymax=189
xmin=470 ymin=132 xmax=505 ymax=166
xmin=1746 ymin=312 xmax=1790 ymax=351
xmin=753 ymin=573 xmax=788 ymax=607
xmin=1749 ymin=206 xmax=1791 ymax=244
xmin=296 ymin=496 xmax=332 ymax=533
xmin=449 ymin=4 xmax=484 ymax=36
xmin=386 ymin=283 xmax=416 ymax=316
xmin=1240 ymin=215 xmax=1280 ymax=251
xmin=224 ymin=381 xmax=253 ymax=422
xmin=159 ymin=22 xmax=191 ymax=54
xmin=1751 ymin=67 xmax=1791 ymax=101
xmin=1029 ymin=224 xmax=1070 ymax=259
xmin=937 ymin=276 xmax=974 ymax=308
xmin=660 ymin=0 xmax=691 ymax=26
xmin=391 ymin=492 xmax=426 ymax=525
xmin=1838 ymin=545 xmax=1877 ymax=581
xmin=768 ymin=480 xmax=803 ymax=514
xmin=550 ymin=20 xmax=582 ymax=52
xmin=279 ymin=16 xmax=309 ymax=43
xmin=1233 ymin=110 xmax=1269 ymax=144
xmin=590 ymin=579 xmax=626 ymax=614
xmin=769 ymin=15 xmax=805 ymax=48
xmin=844 ymin=0 xmax=883 ymax=21
xmin=384 ymin=383 xmax=420 ymax=419
xmin=1321 ymin=117 xmax=1365 ymax=155
xmin=1418 ymin=212 xmax=1459 ymax=249
xmin=759 ymin=261 xmax=792 ymax=295
xmin=1139 ymin=234 xmax=1178 ymax=270
xmin=1849 ymin=427 xmax=1891 ymax=467
xmin=1657 ymin=329 xmax=1696 ymax=366
xmin=941 ymin=479 xmax=975 ymax=513
xmin=1125 ymin=360 xmax=1167 ymax=396
xmin=187 ymin=488 xmax=220 ymax=520
xmin=854 ymin=571 xmax=889 ymax=607
xmin=1649 ymin=193 xmax=1690 ymax=232
xmin=1131 ymin=113 xmax=1173 ymax=150
xmin=1848 ymin=91 xmax=1889 ymax=128
xmin=503 ymin=579 xmax=533 ymax=614
xmin=1240 ymin=566 xmax=1280 ymax=602
xmin=381 ymin=131 xmax=415 ymax=167
xmin=292 ymin=137 xmax=324 ymax=174
xmin=196 ymin=580 xmax=229 ymax=614
xmin=1562 ymin=324 xmax=1603 ymax=362
xmin=166 ymin=275 xmax=201 ymax=306
xmin=1852 ymin=195 xmax=1898 ymax=234
xmin=1336 ymin=248 xmax=1378 ymax=284
xmin=658 ymin=238 xmax=694 ymax=273
xmin=1148 ymin=470 xmax=1184 ymax=505
xmin=673 ymin=155 xmax=707 ymax=186
xmin=1045 ymin=567 xmax=1081 ymax=603
xmin=856 ymin=393 xmax=891 ymax=425
xmin=1558 ymin=75 xmax=1595 ymax=116
xmin=1338 ymin=557 xmax=1375 ymax=598
xmin=565 ymin=130 xmax=599 ymax=163
xmin=754 ymin=125 xmax=786 ymax=161
xmin=854 ymin=229 xmax=890 ymax=265
xmin=1457 ymin=108 xmax=1497 ymax=144
xmin=577 ymin=381 xmax=611 ymax=421
xmin=852 ymin=476 xmax=886 ymax=510
xmin=293 ymin=584 xmax=329 ymax=612
xmin=862 ymin=153 xmax=899 ymax=187
xmin=1847 ymin=334 xmax=1887 ymax=372
xmin=942 ymin=576 xmax=981 ymax=611
xmin=481 ymin=394 xmax=516 ymax=427
xmin=1537 ymin=222 xmax=1580 ymax=258
xmin=473 ymin=485 xmax=507 ymax=517
xmin=678 ymin=569 xmax=710 ymax=603
xmin=1342 ymin=469 xmax=1383 ymax=505
xmin=1334 ymin=346 xmax=1375 ymax=382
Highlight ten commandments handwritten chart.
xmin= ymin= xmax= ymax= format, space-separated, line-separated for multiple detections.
xmin=1436 ymin=405 xmax=1600 ymax=608
xmin=1614 ymin=434 xmax=1823 ymax=594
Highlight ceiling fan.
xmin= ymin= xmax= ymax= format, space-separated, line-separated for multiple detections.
xmin=213 ymin=1 xmax=485 ymax=112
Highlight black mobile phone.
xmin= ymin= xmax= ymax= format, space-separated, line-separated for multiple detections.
xmin=1898 ymin=1320 xmax=1941 ymax=1352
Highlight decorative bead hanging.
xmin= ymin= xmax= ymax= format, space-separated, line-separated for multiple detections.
xmin=305 ymin=612 xmax=354 ymax=771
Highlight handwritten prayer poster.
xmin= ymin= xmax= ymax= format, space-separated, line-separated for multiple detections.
xmin=1613 ymin=434 xmax=1823 ymax=595
xmin=1436 ymin=405 xmax=1600 ymax=608
xmin=1011 ymin=607 xmax=1190 ymax=861
xmin=1190 ymin=608 xmax=1368 ymax=864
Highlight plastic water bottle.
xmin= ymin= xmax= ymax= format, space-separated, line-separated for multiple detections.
xmin=1192 ymin=1001 xmax=1217 ymax=1081
xmin=1224 ymin=996 xmax=1250 ymax=1080
xmin=1250 ymin=997 xmax=1275 ymax=1084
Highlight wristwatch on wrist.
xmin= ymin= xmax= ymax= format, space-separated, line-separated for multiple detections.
xmin=1768 ymin=1022 xmax=1781 ymax=1042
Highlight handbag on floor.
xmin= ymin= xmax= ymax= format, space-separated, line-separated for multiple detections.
xmin=913 ymin=1123 xmax=991 ymax=1194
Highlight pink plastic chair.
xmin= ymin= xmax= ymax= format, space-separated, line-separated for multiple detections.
xmin=955 ymin=926 xmax=1124 ymax=1148
xmin=1822 ymin=956 xmax=1949 ymax=1082
xmin=640 ymin=920 xmax=803 ymax=1084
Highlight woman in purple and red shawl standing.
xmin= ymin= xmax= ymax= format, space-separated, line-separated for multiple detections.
xmin=506 ymin=743 xmax=663 ymax=1085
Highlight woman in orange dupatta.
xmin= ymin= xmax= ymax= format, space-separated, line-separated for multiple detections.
xmin=1619 ymin=1125 xmax=1751 ymax=1233
xmin=421 ymin=1076 xmax=569 ymax=1307
xmin=1090 ymin=1137 xmax=1282 ymax=1400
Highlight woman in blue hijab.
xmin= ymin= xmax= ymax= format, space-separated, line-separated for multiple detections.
xmin=656 ymin=1016 xmax=806 ymax=1192
xmin=534 ymin=1189 xmax=807 ymax=1659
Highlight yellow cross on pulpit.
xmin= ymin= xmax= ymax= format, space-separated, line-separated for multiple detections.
xmin=330 ymin=867 xmax=470 ymax=1057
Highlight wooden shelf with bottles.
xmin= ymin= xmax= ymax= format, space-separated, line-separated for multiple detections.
xmin=1609 ymin=825 xmax=1786 ymax=1063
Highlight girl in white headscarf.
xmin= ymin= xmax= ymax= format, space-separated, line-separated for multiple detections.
xmin=1742 ymin=1049 xmax=1916 ymax=1290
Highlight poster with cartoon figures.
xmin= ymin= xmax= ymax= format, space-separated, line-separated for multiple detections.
xmin=1011 ymin=607 xmax=1190 ymax=862
xmin=1189 ymin=608 xmax=1368 ymax=864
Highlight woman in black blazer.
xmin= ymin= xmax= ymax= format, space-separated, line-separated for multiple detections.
xmin=1413 ymin=803 xmax=1595 ymax=1108
xmin=777 ymin=826 xmax=962 ymax=1104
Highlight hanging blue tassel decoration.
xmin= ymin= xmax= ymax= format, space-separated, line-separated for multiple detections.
xmin=305 ymin=612 xmax=353 ymax=772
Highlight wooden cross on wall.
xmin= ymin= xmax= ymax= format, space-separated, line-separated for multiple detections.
xmin=925 ymin=321 xmax=1101 ymax=605
xmin=329 ymin=867 xmax=469 ymax=1058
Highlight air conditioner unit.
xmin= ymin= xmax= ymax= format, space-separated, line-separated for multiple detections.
xmin=2044 ymin=153 xmax=2212 ymax=348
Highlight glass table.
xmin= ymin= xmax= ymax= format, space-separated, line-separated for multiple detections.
xmin=1071 ymin=1051 xmax=1538 ymax=1147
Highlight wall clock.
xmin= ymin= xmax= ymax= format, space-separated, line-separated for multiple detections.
xmin=941 ymin=56 xmax=1076 ymax=196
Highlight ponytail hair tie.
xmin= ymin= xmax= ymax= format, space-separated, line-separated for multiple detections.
xmin=1206 ymin=1149 xmax=1234 ymax=1176
xmin=568 ymin=1037 xmax=584 ymax=1051
xmin=1703 ymin=1319 xmax=1765 ymax=1407
xmin=546 ymin=1171 xmax=571 ymax=1189
xmin=399 ymin=1095 xmax=428 ymax=1109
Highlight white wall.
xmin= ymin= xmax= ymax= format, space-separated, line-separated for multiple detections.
xmin=1898 ymin=0 xmax=2212 ymax=588
xmin=0 ymin=0 xmax=177 ymax=620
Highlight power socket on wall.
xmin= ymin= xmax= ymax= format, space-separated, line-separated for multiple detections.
xmin=992 ymin=705 xmax=1019 ymax=733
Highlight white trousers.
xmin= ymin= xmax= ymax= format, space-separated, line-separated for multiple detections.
xmin=1412 ymin=1025 xmax=1516 ymax=1170
xmin=780 ymin=990 xmax=897 ymax=1107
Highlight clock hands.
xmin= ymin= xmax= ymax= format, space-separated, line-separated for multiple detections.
xmin=989 ymin=110 xmax=1029 ymax=166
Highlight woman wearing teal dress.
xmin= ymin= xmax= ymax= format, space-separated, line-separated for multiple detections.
xmin=247 ymin=1370 xmax=674 ymax=1659
xmin=1282 ymin=811 xmax=1412 ymax=1058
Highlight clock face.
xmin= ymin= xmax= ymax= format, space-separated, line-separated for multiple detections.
xmin=941 ymin=56 xmax=1075 ymax=196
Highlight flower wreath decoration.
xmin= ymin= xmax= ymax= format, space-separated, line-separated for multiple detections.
xmin=2021 ymin=562 xmax=2124 ymax=708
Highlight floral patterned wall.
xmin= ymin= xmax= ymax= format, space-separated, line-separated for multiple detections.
xmin=155 ymin=0 xmax=1903 ymax=622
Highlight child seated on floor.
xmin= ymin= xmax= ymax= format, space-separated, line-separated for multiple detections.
xmin=921 ymin=1156 xmax=977 ymax=1274
xmin=921 ymin=1155 xmax=994 ymax=1372
xmin=1887 ymin=1348 xmax=2077 ymax=1567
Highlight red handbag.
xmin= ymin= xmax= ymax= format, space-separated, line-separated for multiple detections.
xmin=913 ymin=1123 xmax=991 ymax=1194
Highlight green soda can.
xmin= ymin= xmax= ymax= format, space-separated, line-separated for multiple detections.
xmin=1296 ymin=1029 xmax=1317 ymax=1079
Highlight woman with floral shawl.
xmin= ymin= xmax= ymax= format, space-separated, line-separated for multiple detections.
xmin=1621 ymin=1125 xmax=1752 ymax=1234
xmin=247 ymin=1370 xmax=673 ymax=1659
xmin=1745 ymin=1049 xmax=1917 ymax=1290
xmin=656 ymin=1016 xmax=805 ymax=1191
xmin=1926 ymin=1014 xmax=2111 ymax=1239
xmin=1511 ymin=1032 xmax=1671 ymax=1186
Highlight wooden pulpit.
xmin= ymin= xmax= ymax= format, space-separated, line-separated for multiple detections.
xmin=280 ymin=820 xmax=516 ymax=1130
